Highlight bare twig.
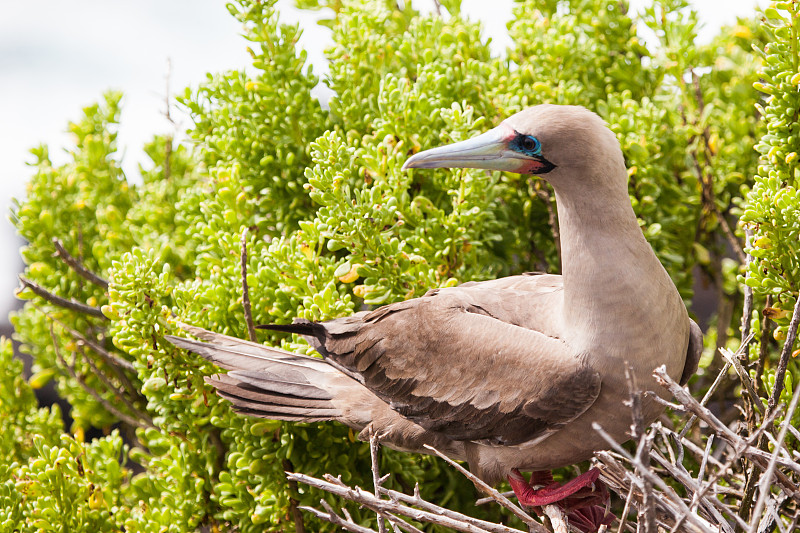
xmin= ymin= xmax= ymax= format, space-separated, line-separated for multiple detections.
xmin=303 ymin=500 xmax=380 ymax=533
xmin=625 ymin=365 xmax=656 ymax=533
xmin=33 ymin=303 xmax=136 ymax=375
xmin=749 ymin=379 xmax=800 ymax=533
xmin=288 ymin=471 xmax=520 ymax=533
xmin=616 ymin=484 xmax=634 ymax=533
xmin=369 ymin=428 xmax=388 ymax=533
xmin=592 ymin=423 xmax=715 ymax=533
xmin=77 ymin=344 xmax=153 ymax=427
xmin=241 ymin=228 xmax=257 ymax=343
xmin=49 ymin=325 xmax=152 ymax=429
xmin=679 ymin=333 xmax=754 ymax=438
xmin=19 ymin=275 xmax=107 ymax=319
xmin=741 ymin=229 xmax=754 ymax=352
xmin=767 ymin=294 xmax=800 ymax=413
xmin=283 ymin=459 xmax=307 ymax=533
xmin=52 ymin=238 xmax=109 ymax=289
xmin=716 ymin=209 xmax=747 ymax=265
xmin=476 ymin=492 xmax=515 ymax=506
xmin=542 ymin=505 xmax=568 ymax=533
xmin=720 ymin=346 xmax=763 ymax=413
xmin=649 ymin=448 xmax=742 ymax=532
xmin=654 ymin=366 xmax=800 ymax=499
xmin=756 ymin=295 xmax=775 ymax=394
xmin=696 ymin=435 xmax=713 ymax=501
xmin=421 ymin=445 xmax=546 ymax=533
xmin=381 ymin=486 xmax=524 ymax=533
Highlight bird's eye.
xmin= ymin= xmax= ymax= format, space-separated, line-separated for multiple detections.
xmin=518 ymin=135 xmax=541 ymax=155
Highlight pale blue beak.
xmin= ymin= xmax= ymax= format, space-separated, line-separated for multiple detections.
xmin=402 ymin=124 xmax=531 ymax=172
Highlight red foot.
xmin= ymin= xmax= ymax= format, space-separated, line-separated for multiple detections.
xmin=567 ymin=506 xmax=615 ymax=533
xmin=508 ymin=468 xmax=613 ymax=533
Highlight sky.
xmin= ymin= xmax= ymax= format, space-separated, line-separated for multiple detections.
xmin=1 ymin=0 xmax=768 ymax=324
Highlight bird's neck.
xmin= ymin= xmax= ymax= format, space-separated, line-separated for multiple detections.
xmin=553 ymin=179 xmax=679 ymax=341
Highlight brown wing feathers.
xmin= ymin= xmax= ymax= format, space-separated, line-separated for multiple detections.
xmin=170 ymin=275 xmax=600 ymax=448
xmin=260 ymin=286 xmax=600 ymax=446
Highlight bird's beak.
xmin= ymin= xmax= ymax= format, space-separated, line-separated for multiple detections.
xmin=402 ymin=123 xmax=552 ymax=174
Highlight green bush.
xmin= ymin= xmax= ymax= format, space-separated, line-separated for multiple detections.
xmin=5 ymin=0 xmax=797 ymax=530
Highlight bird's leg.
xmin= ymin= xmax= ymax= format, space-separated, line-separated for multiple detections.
xmin=508 ymin=468 xmax=604 ymax=508
xmin=508 ymin=468 xmax=613 ymax=532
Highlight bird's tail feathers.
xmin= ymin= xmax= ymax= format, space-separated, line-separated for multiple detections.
xmin=256 ymin=319 xmax=321 ymax=337
xmin=207 ymin=372 xmax=342 ymax=422
xmin=166 ymin=325 xmax=350 ymax=423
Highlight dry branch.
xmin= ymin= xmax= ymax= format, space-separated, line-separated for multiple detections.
xmin=422 ymin=445 xmax=547 ymax=533
xmin=240 ymin=228 xmax=257 ymax=343
xmin=288 ymin=471 xmax=520 ymax=533
xmin=52 ymin=237 xmax=109 ymax=289
xmin=49 ymin=325 xmax=152 ymax=429
xmin=19 ymin=275 xmax=106 ymax=319
xmin=768 ymin=294 xmax=800 ymax=413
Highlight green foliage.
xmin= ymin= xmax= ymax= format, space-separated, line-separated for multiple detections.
xmin=0 ymin=338 xmax=132 ymax=532
xmin=7 ymin=0 xmax=795 ymax=530
xmin=742 ymin=0 xmax=800 ymax=403
xmin=12 ymin=91 xmax=136 ymax=430
xmin=181 ymin=0 xmax=331 ymax=236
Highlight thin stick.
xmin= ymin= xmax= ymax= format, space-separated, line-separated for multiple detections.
xmin=649 ymin=449 xmax=743 ymax=532
xmin=720 ymin=346 xmax=763 ymax=413
xmin=76 ymin=344 xmax=153 ymax=427
xmin=380 ymin=486 xmax=525 ymax=533
xmin=678 ymin=333 xmax=753 ymax=438
xmin=756 ymin=295 xmax=775 ymax=393
xmin=476 ymin=491 xmax=515 ymax=506
xmin=421 ymin=445 xmax=546 ymax=533
xmin=681 ymin=332 xmax=755 ymax=436
xmin=654 ymin=366 xmax=800 ymax=498
xmin=33 ymin=302 xmax=136 ymax=375
xmin=625 ymin=365 xmax=656 ymax=533
xmin=241 ymin=228 xmax=257 ymax=343
xmin=19 ymin=276 xmax=107 ymax=319
xmin=592 ymin=422 xmax=715 ymax=533
xmin=49 ymin=325 xmax=151 ymax=429
xmin=768 ymin=294 xmax=800 ymax=413
xmin=749 ymin=378 xmax=800 ymax=533
xmin=369 ymin=428 xmax=388 ymax=533
xmin=696 ymin=435 xmax=713 ymax=502
xmin=289 ymin=471 xmax=509 ymax=533
xmin=52 ymin=238 xmax=109 ymax=289
xmin=282 ymin=459 xmax=307 ymax=533
xmin=740 ymin=229 xmax=754 ymax=352
xmin=616 ymin=484 xmax=634 ymax=533
xmin=542 ymin=505 xmax=568 ymax=533
xmin=306 ymin=500 xmax=379 ymax=533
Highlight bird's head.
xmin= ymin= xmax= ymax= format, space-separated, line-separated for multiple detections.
xmin=402 ymin=105 xmax=625 ymax=190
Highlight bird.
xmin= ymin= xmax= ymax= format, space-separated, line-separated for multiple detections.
xmin=167 ymin=104 xmax=702 ymax=532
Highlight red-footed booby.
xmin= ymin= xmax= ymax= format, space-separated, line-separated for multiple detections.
xmin=167 ymin=105 xmax=702 ymax=532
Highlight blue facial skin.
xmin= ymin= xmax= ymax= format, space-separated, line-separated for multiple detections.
xmin=509 ymin=134 xmax=542 ymax=157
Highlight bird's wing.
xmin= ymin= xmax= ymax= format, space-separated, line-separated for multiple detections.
xmin=433 ymin=273 xmax=565 ymax=337
xmin=276 ymin=279 xmax=600 ymax=446
xmin=679 ymin=319 xmax=703 ymax=386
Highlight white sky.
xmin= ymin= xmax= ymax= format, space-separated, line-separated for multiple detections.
xmin=0 ymin=0 xmax=767 ymax=322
